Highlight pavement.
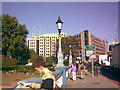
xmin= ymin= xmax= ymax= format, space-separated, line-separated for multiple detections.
xmin=66 ymin=71 xmax=120 ymax=89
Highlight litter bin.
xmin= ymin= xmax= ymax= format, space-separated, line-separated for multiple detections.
xmin=94 ymin=66 xmax=98 ymax=76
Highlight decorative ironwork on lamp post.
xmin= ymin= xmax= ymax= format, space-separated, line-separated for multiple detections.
xmin=56 ymin=16 xmax=64 ymax=67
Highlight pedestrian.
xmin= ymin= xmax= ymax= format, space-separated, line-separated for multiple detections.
xmin=84 ymin=62 xmax=88 ymax=75
xmin=79 ymin=62 xmax=86 ymax=79
xmin=20 ymin=59 xmax=56 ymax=89
xmin=71 ymin=63 xmax=77 ymax=80
xmin=76 ymin=60 xmax=79 ymax=72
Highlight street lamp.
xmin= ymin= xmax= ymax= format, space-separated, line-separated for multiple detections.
xmin=56 ymin=16 xmax=64 ymax=67
xmin=69 ymin=45 xmax=72 ymax=66
xmin=56 ymin=16 xmax=63 ymax=35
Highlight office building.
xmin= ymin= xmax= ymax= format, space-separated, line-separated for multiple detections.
xmin=75 ymin=30 xmax=107 ymax=60
xmin=28 ymin=33 xmax=67 ymax=58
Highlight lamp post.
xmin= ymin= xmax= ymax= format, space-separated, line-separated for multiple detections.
xmin=69 ymin=45 xmax=72 ymax=66
xmin=56 ymin=16 xmax=64 ymax=67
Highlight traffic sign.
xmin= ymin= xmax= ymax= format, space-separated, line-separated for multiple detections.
xmin=86 ymin=50 xmax=93 ymax=57
xmin=85 ymin=46 xmax=95 ymax=51
xmin=82 ymin=55 xmax=86 ymax=58
xmin=85 ymin=46 xmax=96 ymax=56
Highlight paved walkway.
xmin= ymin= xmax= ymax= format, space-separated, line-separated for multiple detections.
xmin=66 ymin=72 xmax=119 ymax=88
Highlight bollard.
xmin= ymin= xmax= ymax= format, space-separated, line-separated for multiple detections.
xmin=94 ymin=66 xmax=98 ymax=76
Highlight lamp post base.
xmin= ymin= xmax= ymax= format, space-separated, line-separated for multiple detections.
xmin=57 ymin=52 xmax=64 ymax=67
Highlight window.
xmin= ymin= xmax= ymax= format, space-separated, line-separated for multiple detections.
xmin=46 ymin=42 xmax=49 ymax=44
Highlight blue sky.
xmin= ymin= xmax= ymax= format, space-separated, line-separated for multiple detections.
xmin=2 ymin=2 xmax=118 ymax=44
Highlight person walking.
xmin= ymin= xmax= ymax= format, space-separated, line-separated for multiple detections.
xmin=79 ymin=62 xmax=86 ymax=79
xmin=76 ymin=60 xmax=79 ymax=72
xmin=84 ymin=62 xmax=88 ymax=75
xmin=20 ymin=59 xmax=56 ymax=89
xmin=71 ymin=63 xmax=77 ymax=81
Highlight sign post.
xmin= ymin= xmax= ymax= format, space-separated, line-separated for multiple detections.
xmin=85 ymin=46 xmax=96 ymax=77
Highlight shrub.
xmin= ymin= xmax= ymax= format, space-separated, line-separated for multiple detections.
xmin=2 ymin=58 xmax=19 ymax=71
xmin=16 ymin=65 xmax=35 ymax=74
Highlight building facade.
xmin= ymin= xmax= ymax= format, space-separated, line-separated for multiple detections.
xmin=107 ymin=42 xmax=119 ymax=62
xmin=28 ymin=33 xmax=67 ymax=58
xmin=111 ymin=43 xmax=120 ymax=68
xmin=108 ymin=42 xmax=119 ymax=52
xmin=75 ymin=30 xmax=107 ymax=60
xmin=28 ymin=30 xmax=107 ymax=60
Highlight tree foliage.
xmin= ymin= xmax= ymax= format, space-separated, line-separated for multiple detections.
xmin=2 ymin=14 xmax=29 ymax=63
xmin=46 ymin=56 xmax=56 ymax=65
xmin=29 ymin=49 xmax=43 ymax=63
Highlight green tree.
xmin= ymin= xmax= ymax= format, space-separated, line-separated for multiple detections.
xmin=2 ymin=14 xmax=29 ymax=63
xmin=46 ymin=56 xmax=56 ymax=65
xmin=64 ymin=59 xmax=69 ymax=66
xmin=29 ymin=49 xmax=43 ymax=63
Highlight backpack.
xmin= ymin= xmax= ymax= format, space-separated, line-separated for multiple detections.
xmin=80 ymin=65 xmax=84 ymax=70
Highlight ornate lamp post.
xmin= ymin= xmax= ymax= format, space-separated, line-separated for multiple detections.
xmin=56 ymin=16 xmax=64 ymax=67
xmin=69 ymin=45 xmax=72 ymax=66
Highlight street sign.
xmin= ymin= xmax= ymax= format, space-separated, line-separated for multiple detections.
xmin=86 ymin=50 xmax=93 ymax=57
xmin=90 ymin=54 xmax=96 ymax=59
xmin=85 ymin=46 xmax=96 ymax=77
xmin=85 ymin=46 xmax=95 ymax=51
xmin=85 ymin=46 xmax=96 ymax=56
xmin=82 ymin=55 xmax=86 ymax=58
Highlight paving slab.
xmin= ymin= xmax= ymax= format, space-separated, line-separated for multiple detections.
xmin=66 ymin=72 xmax=119 ymax=88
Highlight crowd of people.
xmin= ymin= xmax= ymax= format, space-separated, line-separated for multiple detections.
xmin=71 ymin=60 xmax=88 ymax=80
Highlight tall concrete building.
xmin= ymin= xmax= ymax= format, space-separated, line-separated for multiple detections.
xmin=75 ymin=30 xmax=107 ymax=60
xmin=28 ymin=33 xmax=67 ymax=58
